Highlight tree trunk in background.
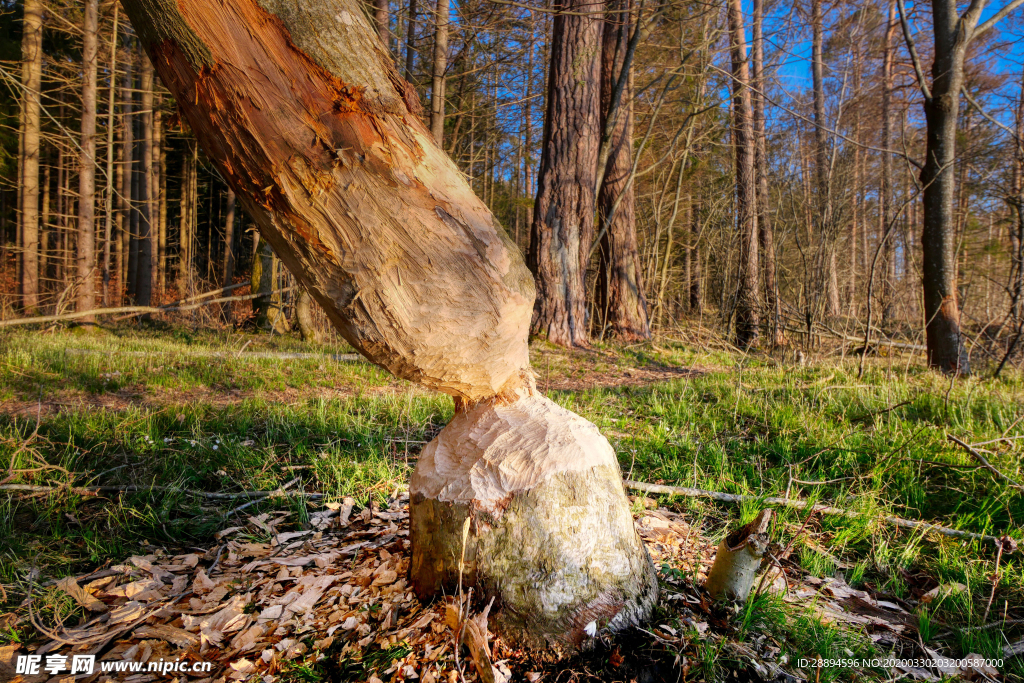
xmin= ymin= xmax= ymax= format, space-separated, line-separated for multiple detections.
xmin=597 ymin=0 xmax=649 ymax=342
xmin=121 ymin=0 xmax=654 ymax=649
xmin=752 ymin=0 xmax=780 ymax=346
xmin=374 ymin=0 xmax=389 ymax=43
xmin=880 ymin=1 xmax=896 ymax=324
xmin=154 ymin=93 xmax=167 ymax=294
xmin=429 ymin=0 xmax=449 ymax=144
xmin=811 ymin=0 xmax=839 ymax=318
xmin=76 ymin=0 xmax=100 ymax=320
xmin=120 ymin=52 xmax=134 ymax=299
xmin=221 ymin=189 xmax=237 ymax=322
xmin=1012 ymin=68 xmax=1024 ymax=326
xmin=178 ymin=137 xmax=197 ymax=296
xmin=528 ymin=0 xmax=602 ymax=347
xmin=103 ymin=4 xmax=120 ymax=306
xmin=404 ymin=0 xmax=417 ymax=79
xmin=851 ymin=42 xmax=862 ymax=309
xmin=728 ymin=0 xmax=759 ymax=348
xmin=135 ymin=51 xmax=154 ymax=308
xmin=19 ymin=0 xmax=43 ymax=312
xmin=295 ymin=287 xmax=321 ymax=342
xmin=918 ymin=0 xmax=973 ymax=374
xmin=690 ymin=191 xmax=702 ymax=311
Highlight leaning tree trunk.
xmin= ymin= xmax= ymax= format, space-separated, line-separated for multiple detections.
xmin=120 ymin=0 xmax=655 ymax=650
xmin=528 ymin=0 xmax=603 ymax=348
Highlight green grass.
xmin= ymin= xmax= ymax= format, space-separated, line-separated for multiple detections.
xmin=0 ymin=325 xmax=1022 ymax=680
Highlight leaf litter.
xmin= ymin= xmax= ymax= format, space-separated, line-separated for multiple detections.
xmin=0 ymin=494 xmax=1014 ymax=682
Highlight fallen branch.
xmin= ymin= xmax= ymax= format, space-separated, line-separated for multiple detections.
xmin=624 ymin=480 xmax=1001 ymax=543
xmin=0 ymin=286 xmax=295 ymax=328
xmin=782 ymin=326 xmax=927 ymax=352
xmin=0 ymin=482 xmax=324 ymax=500
xmin=947 ymin=434 xmax=1024 ymax=492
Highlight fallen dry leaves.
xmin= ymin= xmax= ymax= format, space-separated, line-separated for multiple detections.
xmin=1 ymin=495 xmax=1012 ymax=683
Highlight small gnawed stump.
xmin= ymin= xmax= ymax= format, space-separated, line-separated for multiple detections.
xmin=410 ymin=390 xmax=657 ymax=652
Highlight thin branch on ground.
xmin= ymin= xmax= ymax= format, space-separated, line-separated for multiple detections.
xmin=624 ymin=479 xmax=1001 ymax=543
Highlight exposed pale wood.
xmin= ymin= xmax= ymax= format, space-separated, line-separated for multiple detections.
xmin=705 ymin=509 xmax=771 ymax=601
xmin=123 ymin=0 xmax=534 ymax=401
xmin=411 ymin=391 xmax=657 ymax=650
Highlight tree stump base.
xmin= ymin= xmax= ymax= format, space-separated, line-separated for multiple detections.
xmin=409 ymin=390 xmax=657 ymax=652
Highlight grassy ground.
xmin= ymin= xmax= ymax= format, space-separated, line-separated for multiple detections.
xmin=0 ymin=324 xmax=1022 ymax=680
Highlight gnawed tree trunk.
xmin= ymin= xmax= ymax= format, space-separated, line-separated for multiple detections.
xmin=596 ymin=0 xmax=650 ymax=342
xmin=528 ymin=0 xmax=602 ymax=348
xmin=120 ymin=0 xmax=655 ymax=649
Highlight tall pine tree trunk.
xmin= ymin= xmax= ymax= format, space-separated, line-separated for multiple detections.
xmin=135 ymin=52 xmax=154 ymax=307
xmin=528 ymin=0 xmax=602 ymax=347
xmin=221 ymin=189 xmax=237 ymax=322
xmin=880 ymin=1 xmax=896 ymax=324
xmin=76 ymin=0 xmax=100 ymax=320
xmin=753 ymin=0 xmax=780 ymax=346
xmin=429 ymin=0 xmax=448 ymax=144
xmin=122 ymin=53 xmax=135 ymax=299
xmin=597 ymin=0 xmax=649 ymax=341
xmin=19 ymin=0 xmax=43 ymax=312
xmin=728 ymin=0 xmax=759 ymax=348
xmin=102 ymin=4 xmax=119 ymax=306
xmin=812 ymin=0 xmax=839 ymax=318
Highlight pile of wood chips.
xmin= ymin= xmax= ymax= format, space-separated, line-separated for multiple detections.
xmin=3 ymin=494 xmax=1002 ymax=683
xmin=1 ymin=494 xmax=714 ymax=683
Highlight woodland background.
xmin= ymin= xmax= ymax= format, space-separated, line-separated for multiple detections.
xmin=1 ymin=0 xmax=1022 ymax=372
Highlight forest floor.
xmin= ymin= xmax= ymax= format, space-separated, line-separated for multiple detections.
xmin=0 ymin=324 xmax=1021 ymax=682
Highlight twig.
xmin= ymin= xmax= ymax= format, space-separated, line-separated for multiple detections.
xmin=983 ymin=540 xmax=1006 ymax=623
xmin=947 ymin=435 xmax=1024 ymax=491
xmin=225 ymin=477 xmax=301 ymax=518
xmin=624 ymin=479 xmax=1001 ymax=543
